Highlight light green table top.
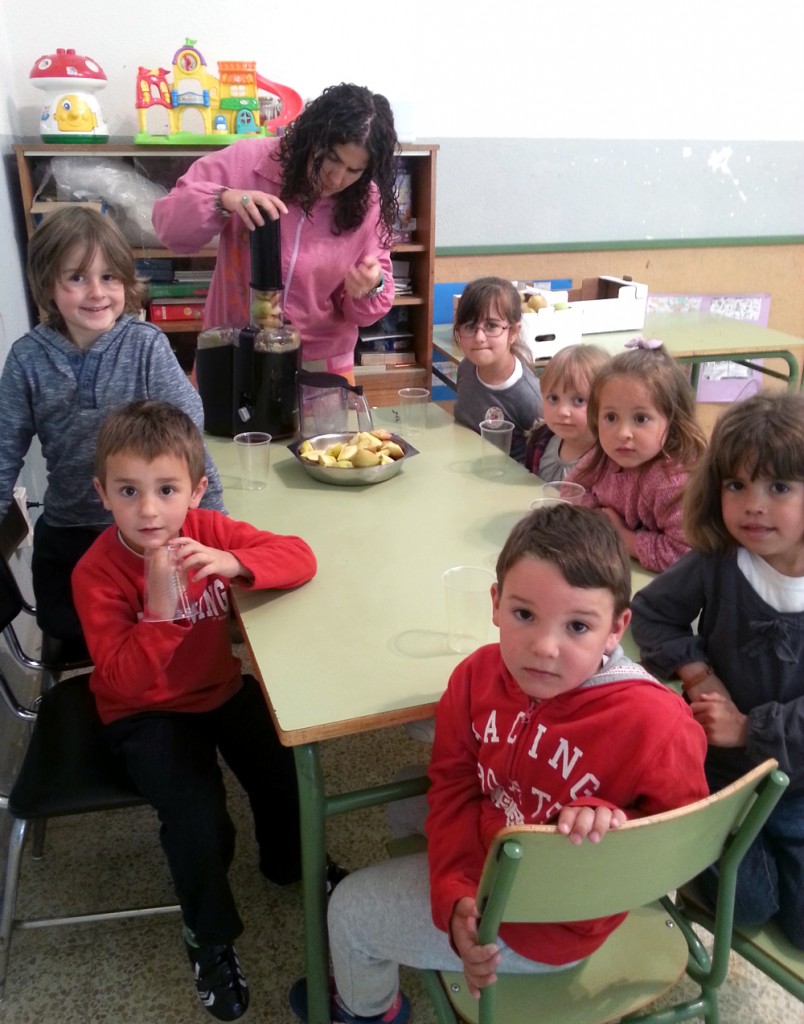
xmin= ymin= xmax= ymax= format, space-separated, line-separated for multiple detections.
xmin=206 ymin=405 xmax=653 ymax=746
xmin=433 ymin=312 xmax=804 ymax=390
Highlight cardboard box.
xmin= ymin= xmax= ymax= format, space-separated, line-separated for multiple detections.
xmin=566 ymin=276 xmax=648 ymax=333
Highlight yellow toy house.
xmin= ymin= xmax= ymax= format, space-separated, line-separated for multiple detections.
xmin=135 ymin=38 xmax=268 ymax=143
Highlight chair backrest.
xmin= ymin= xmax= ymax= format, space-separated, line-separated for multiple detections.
xmin=476 ymin=759 xmax=787 ymax=936
xmin=0 ymin=501 xmax=28 ymax=563
xmin=0 ymin=504 xmax=29 ymax=633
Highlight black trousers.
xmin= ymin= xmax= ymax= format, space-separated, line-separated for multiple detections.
xmin=32 ymin=517 xmax=104 ymax=642
xmin=105 ymin=675 xmax=301 ymax=944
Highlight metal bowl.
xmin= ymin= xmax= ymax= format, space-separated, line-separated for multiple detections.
xmin=287 ymin=431 xmax=418 ymax=486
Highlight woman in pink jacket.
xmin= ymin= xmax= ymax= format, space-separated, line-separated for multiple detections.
xmin=152 ymin=83 xmax=398 ymax=380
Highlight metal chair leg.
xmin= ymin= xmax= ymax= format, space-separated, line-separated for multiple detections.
xmin=30 ymin=818 xmax=47 ymax=860
xmin=0 ymin=817 xmax=30 ymax=1001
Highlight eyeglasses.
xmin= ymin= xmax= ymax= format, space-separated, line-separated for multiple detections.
xmin=457 ymin=320 xmax=511 ymax=339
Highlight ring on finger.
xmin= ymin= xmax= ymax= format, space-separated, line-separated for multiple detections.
xmin=241 ymin=194 xmax=250 ymax=206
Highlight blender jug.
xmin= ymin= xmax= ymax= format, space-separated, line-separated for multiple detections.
xmin=297 ymin=369 xmax=373 ymax=437
xmin=232 ymin=218 xmax=301 ymax=439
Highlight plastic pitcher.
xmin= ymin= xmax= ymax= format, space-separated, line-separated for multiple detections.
xmin=297 ymin=369 xmax=373 ymax=437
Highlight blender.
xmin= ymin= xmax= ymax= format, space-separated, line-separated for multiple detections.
xmin=195 ymin=217 xmax=301 ymax=438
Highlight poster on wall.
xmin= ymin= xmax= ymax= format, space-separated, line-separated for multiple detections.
xmin=646 ymin=293 xmax=771 ymax=403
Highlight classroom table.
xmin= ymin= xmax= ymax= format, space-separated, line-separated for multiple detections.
xmin=205 ymin=406 xmax=654 ymax=1024
xmin=432 ymin=312 xmax=804 ymax=392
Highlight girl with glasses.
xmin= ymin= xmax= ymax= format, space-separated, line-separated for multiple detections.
xmin=452 ymin=277 xmax=542 ymax=464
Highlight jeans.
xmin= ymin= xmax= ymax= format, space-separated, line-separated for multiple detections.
xmin=696 ymin=792 xmax=804 ymax=950
xmin=106 ymin=675 xmax=301 ymax=944
xmin=32 ymin=517 xmax=104 ymax=641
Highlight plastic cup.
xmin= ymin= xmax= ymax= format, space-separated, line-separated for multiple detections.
xmin=479 ymin=420 xmax=514 ymax=477
xmin=397 ymin=388 xmax=429 ymax=435
xmin=537 ymin=480 xmax=586 ymax=504
xmin=234 ymin=431 xmax=272 ymax=490
xmin=143 ymin=541 xmax=193 ymax=622
xmin=442 ymin=566 xmax=495 ymax=654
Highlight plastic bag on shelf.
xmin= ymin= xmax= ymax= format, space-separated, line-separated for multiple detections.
xmin=48 ymin=156 xmax=167 ymax=247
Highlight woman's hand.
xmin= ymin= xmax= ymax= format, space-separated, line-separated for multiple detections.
xmin=344 ymin=256 xmax=383 ymax=299
xmin=449 ymin=897 xmax=501 ymax=999
xmin=220 ymin=189 xmax=288 ymax=229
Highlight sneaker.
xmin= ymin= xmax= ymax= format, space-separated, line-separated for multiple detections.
xmin=326 ymin=857 xmax=350 ymax=897
xmin=289 ymin=977 xmax=411 ymax=1024
xmin=185 ymin=939 xmax=249 ymax=1021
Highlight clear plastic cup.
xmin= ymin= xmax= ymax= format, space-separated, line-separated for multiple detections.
xmin=442 ymin=565 xmax=495 ymax=654
xmin=479 ymin=420 xmax=514 ymax=477
xmin=234 ymin=431 xmax=272 ymax=490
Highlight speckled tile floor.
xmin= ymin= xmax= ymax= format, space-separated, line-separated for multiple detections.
xmin=0 ymin=645 xmax=801 ymax=1024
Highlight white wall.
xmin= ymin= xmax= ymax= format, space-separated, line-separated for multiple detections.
xmin=3 ymin=1 xmax=802 ymax=143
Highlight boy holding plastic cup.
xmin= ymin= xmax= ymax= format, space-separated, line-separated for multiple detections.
xmin=72 ymin=399 xmax=317 ymax=1021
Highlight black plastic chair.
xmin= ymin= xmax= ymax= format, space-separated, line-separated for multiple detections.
xmin=0 ymin=505 xmax=180 ymax=1000
xmin=0 ymin=500 xmax=91 ymax=690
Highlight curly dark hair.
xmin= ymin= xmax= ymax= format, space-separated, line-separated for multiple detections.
xmin=278 ymin=83 xmax=399 ymax=245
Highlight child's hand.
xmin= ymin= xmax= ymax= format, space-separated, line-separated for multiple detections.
xmin=557 ymin=805 xmax=626 ymax=845
xmin=170 ymin=537 xmax=253 ymax=584
xmin=599 ymin=507 xmax=638 ymax=557
xmin=344 ymin=256 xmax=383 ymax=300
xmin=449 ymin=897 xmax=501 ymax=999
xmin=681 ymin=668 xmax=731 ymax=702
xmin=690 ymin=692 xmax=748 ymax=747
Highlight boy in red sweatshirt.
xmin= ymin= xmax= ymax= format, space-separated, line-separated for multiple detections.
xmin=73 ymin=399 xmax=317 ymax=1022
xmin=290 ymin=502 xmax=708 ymax=1024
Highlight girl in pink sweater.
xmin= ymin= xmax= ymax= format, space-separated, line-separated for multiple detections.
xmin=568 ymin=339 xmax=707 ymax=572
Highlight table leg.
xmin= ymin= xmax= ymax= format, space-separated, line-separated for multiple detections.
xmin=294 ymin=743 xmax=330 ymax=1024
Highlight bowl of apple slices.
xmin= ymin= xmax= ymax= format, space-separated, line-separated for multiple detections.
xmin=288 ymin=429 xmax=418 ymax=486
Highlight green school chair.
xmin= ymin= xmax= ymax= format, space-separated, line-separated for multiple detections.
xmin=417 ymin=759 xmax=788 ymax=1024
xmin=675 ymin=881 xmax=804 ymax=1003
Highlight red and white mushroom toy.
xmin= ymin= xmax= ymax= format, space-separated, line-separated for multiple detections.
xmin=29 ymin=48 xmax=109 ymax=143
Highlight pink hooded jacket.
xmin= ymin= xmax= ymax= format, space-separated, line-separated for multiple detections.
xmin=151 ymin=137 xmax=394 ymax=375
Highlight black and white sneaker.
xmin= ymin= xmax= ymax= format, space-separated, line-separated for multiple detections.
xmin=185 ymin=939 xmax=249 ymax=1021
xmin=326 ymin=857 xmax=350 ymax=897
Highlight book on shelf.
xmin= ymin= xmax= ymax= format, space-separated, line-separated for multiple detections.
xmin=173 ymin=270 xmax=214 ymax=283
xmin=150 ymin=300 xmax=205 ymax=322
xmin=358 ymin=350 xmax=417 ymax=367
xmin=148 ymin=281 xmax=210 ymax=299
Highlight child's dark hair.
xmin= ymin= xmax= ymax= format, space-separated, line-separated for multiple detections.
xmin=684 ymin=391 xmax=804 ymax=554
xmin=496 ymin=503 xmax=631 ymax=616
xmin=95 ymin=400 xmax=206 ymax=486
xmin=27 ymin=206 xmax=144 ymax=328
xmin=573 ymin=343 xmax=706 ymax=489
xmin=278 ymin=83 xmax=399 ymax=246
xmin=454 ymin=277 xmax=532 ymax=368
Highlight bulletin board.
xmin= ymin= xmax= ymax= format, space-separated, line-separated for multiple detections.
xmin=646 ymin=293 xmax=771 ymax=402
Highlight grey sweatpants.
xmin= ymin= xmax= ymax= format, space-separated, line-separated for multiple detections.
xmin=328 ymin=851 xmax=573 ymax=1018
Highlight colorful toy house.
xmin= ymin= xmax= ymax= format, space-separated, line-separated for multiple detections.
xmin=135 ymin=38 xmax=302 ymax=144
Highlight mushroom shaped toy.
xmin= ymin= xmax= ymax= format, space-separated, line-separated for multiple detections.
xmin=30 ymin=48 xmax=109 ymax=143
